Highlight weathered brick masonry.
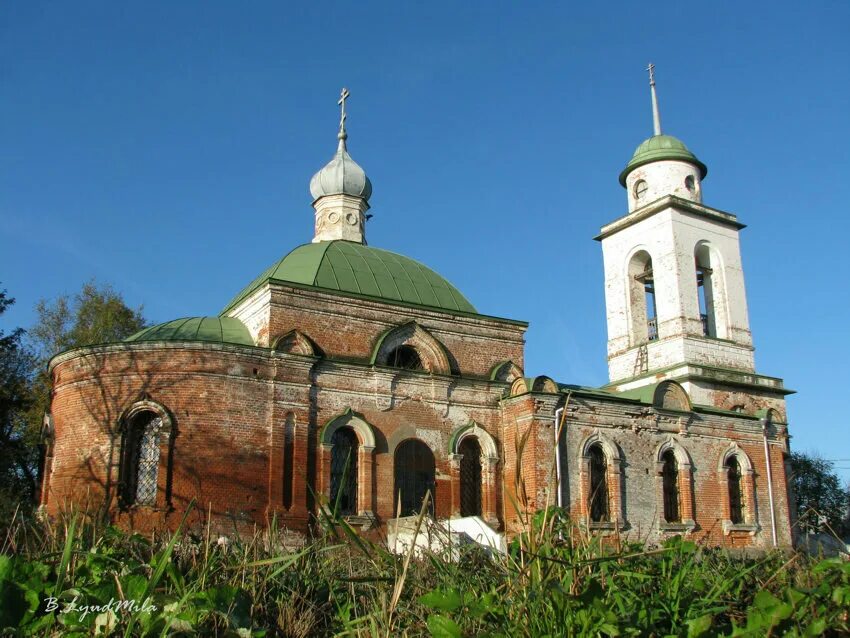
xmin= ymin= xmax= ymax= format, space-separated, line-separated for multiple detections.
xmin=40 ymin=89 xmax=795 ymax=549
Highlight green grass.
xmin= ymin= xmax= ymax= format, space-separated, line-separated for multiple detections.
xmin=1 ymin=503 xmax=848 ymax=637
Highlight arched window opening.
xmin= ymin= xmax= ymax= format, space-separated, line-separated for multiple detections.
xmin=121 ymin=411 xmax=162 ymax=507
xmin=282 ymin=414 xmax=295 ymax=510
xmin=661 ymin=450 xmax=681 ymax=523
xmin=387 ymin=345 xmax=424 ymax=371
xmin=726 ymin=456 xmax=745 ymax=524
xmin=695 ymin=244 xmax=719 ymax=338
xmin=458 ymin=437 xmax=482 ymax=517
xmin=628 ymin=251 xmax=658 ymax=343
xmin=394 ymin=440 xmax=436 ymax=517
xmin=588 ymin=444 xmax=610 ymax=523
xmin=330 ymin=427 xmax=359 ymax=516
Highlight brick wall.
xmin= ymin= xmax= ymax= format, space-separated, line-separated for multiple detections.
xmin=44 ymin=320 xmax=792 ymax=549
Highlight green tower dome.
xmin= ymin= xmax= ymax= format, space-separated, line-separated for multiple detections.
xmin=619 ymin=134 xmax=707 ymax=186
xmin=221 ymin=240 xmax=477 ymax=315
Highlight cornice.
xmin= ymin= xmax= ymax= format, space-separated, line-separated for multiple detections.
xmin=594 ymin=195 xmax=746 ymax=241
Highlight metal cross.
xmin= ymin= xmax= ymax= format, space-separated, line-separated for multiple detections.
xmin=338 ymin=87 xmax=350 ymax=133
xmin=647 ymin=63 xmax=656 ymax=86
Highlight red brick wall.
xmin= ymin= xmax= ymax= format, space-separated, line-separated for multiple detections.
xmin=242 ymin=284 xmax=528 ymax=378
xmin=45 ymin=341 xmax=792 ymax=549
xmin=46 ymin=341 xmax=510 ymax=535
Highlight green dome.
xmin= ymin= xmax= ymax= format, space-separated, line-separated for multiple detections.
xmin=619 ymin=134 xmax=707 ymax=186
xmin=222 ymin=240 xmax=477 ymax=315
xmin=125 ymin=316 xmax=254 ymax=346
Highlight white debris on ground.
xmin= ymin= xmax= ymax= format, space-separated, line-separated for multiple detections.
xmin=387 ymin=516 xmax=505 ymax=559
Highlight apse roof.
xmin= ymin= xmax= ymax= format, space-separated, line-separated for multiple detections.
xmin=125 ymin=316 xmax=254 ymax=346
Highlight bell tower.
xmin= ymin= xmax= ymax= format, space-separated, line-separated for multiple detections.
xmin=596 ymin=66 xmax=790 ymax=412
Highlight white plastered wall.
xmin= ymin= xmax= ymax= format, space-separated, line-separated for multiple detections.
xmin=601 ymin=199 xmax=755 ymax=384
xmin=625 ymin=160 xmax=702 ymax=212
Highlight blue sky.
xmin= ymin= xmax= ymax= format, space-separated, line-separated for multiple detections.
xmin=1 ymin=2 xmax=848 ymax=480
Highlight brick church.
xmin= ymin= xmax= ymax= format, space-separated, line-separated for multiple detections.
xmin=41 ymin=78 xmax=795 ymax=548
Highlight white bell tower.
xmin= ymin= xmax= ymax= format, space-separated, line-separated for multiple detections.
xmin=596 ymin=66 xmax=789 ymax=411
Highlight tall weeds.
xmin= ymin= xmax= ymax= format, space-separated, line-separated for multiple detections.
xmin=1 ymin=500 xmax=848 ymax=636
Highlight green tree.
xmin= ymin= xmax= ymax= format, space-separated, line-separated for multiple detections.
xmin=26 ymin=280 xmax=147 ymax=425
xmin=0 ymin=287 xmax=38 ymax=519
xmin=29 ymin=280 xmax=147 ymax=361
xmin=789 ymin=451 xmax=849 ymax=536
xmin=18 ymin=281 xmax=148 ymax=515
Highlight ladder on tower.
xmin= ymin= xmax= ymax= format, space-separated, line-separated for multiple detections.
xmin=633 ymin=344 xmax=649 ymax=377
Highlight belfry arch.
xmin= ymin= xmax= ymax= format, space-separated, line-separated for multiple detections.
xmin=694 ymin=241 xmax=729 ymax=339
xmin=627 ymin=249 xmax=658 ymax=344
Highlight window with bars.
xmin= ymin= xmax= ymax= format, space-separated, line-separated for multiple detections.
xmin=726 ymin=456 xmax=745 ymax=524
xmin=661 ymin=450 xmax=681 ymax=523
xmin=330 ymin=427 xmax=359 ymax=516
xmin=588 ymin=445 xmax=610 ymax=523
xmin=387 ymin=345 xmax=424 ymax=370
xmin=458 ymin=437 xmax=482 ymax=517
xmin=121 ymin=412 xmax=162 ymax=507
xmin=394 ymin=439 xmax=435 ymax=517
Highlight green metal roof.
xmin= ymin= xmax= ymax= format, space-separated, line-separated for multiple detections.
xmin=619 ymin=134 xmax=708 ymax=186
xmin=221 ymin=240 xmax=477 ymax=315
xmin=125 ymin=316 xmax=254 ymax=346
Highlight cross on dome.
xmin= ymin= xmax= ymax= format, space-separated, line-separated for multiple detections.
xmin=338 ymin=87 xmax=350 ymax=143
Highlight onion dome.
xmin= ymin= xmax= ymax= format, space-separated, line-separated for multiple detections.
xmin=309 ymin=135 xmax=372 ymax=201
xmin=309 ymin=88 xmax=372 ymax=202
xmin=619 ymin=134 xmax=708 ymax=186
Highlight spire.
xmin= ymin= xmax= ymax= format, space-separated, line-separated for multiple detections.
xmin=648 ymin=63 xmax=662 ymax=136
xmin=337 ymin=87 xmax=350 ymax=151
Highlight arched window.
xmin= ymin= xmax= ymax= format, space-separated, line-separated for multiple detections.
xmin=588 ymin=444 xmax=609 ymax=523
xmin=330 ymin=427 xmax=359 ymax=516
xmin=120 ymin=411 xmax=163 ymax=507
xmin=387 ymin=344 xmax=424 ymax=370
xmin=458 ymin=437 xmax=482 ymax=517
xmin=628 ymin=251 xmax=657 ymax=343
xmin=372 ymin=321 xmax=453 ymax=375
xmin=726 ymin=456 xmax=745 ymax=524
xmin=394 ymin=440 xmax=436 ymax=517
xmin=661 ymin=450 xmax=680 ymax=523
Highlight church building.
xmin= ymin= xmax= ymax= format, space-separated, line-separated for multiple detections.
xmin=41 ymin=74 xmax=795 ymax=548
